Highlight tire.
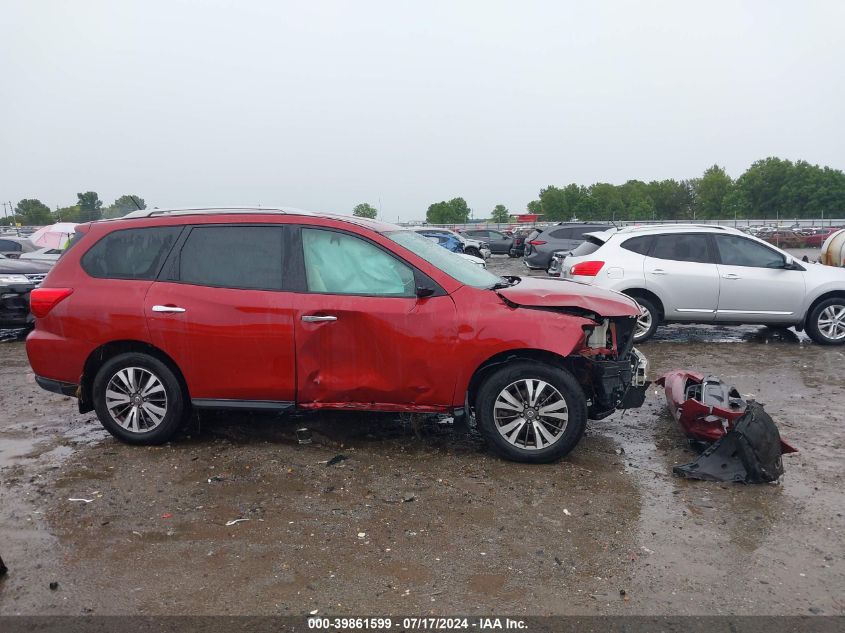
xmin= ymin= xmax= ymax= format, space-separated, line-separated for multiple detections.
xmin=92 ymin=352 xmax=188 ymax=444
xmin=465 ymin=247 xmax=481 ymax=258
xmin=630 ymin=296 xmax=659 ymax=343
xmin=806 ymin=297 xmax=845 ymax=345
xmin=475 ymin=362 xmax=587 ymax=463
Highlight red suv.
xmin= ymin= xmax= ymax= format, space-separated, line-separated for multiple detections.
xmin=27 ymin=208 xmax=648 ymax=463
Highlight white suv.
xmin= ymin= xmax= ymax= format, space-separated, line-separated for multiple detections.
xmin=561 ymin=224 xmax=845 ymax=344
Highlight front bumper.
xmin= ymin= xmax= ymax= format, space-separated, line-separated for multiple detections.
xmin=584 ymin=347 xmax=650 ymax=419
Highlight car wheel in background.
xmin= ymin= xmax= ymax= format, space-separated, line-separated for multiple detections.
xmin=475 ymin=362 xmax=587 ymax=463
xmin=631 ymin=296 xmax=659 ymax=343
xmin=92 ymin=352 xmax=187 ymax=444
xmin=465 ymin=247 xmax=481 ymax=258
xmin=806 ymin=297 xmax=845 ymax=345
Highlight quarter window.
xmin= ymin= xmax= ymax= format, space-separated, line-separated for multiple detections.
xmin=82 ymin=227 xmax=181 ymax=279
xmin=650 ymin=234 xmax=713 ymax=264
xmin=178 ymin=226 xmax=284 ymax=290
xmin=714 ymin=234 xmax=785 ymax=268
xmin=620 ymin=236 xmax=653 ymax=255
xmin=302 ymin=228 xmax=415 ymax=296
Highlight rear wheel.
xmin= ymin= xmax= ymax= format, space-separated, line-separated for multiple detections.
xmin=475 ymin=362 xmax=587 ymax=463
xmin=92 ymin=352 xmax=187 ymax=444
xmin=806 ymin=298 xmax=845 ymax=345
xmin=631 ymin=296 xmax=659 ymax=343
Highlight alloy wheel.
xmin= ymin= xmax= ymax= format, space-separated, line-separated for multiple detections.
xmin=493 ymin=379 xmax=568 ymax=450
xmin=817 ymin=304 xmax=845 ymax=340
xmin=105 ymin=367 xmax=169 ymax=433
xmin=635 ymin=308 xmax=653 ymax=339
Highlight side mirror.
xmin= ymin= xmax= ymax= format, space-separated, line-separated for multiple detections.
xmin=415 ymin=286 xmax=435 ymax=298
xmin=782 ymin=254 xmax=803 ymax=270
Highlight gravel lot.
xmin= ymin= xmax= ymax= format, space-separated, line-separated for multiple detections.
xmin=1 ymin=255 xmax=843 ymax=616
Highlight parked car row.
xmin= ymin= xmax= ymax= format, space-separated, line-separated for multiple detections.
xmin=0 ymin=253 xmax=53 ymax=327
xmin=741 ymin=225 xmax=843 ymax=249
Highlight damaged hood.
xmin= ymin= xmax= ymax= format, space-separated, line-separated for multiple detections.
xmin=496 ymin=277 xmax=640 ymax=317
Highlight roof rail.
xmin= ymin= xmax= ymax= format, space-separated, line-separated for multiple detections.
xmin=115 ymin=207 xmax=315 ymax=220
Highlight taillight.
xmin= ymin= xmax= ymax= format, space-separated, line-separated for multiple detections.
xmin=570 ymin=261 xmax=605 ymax=276
xmin=29 ymin=288 xmax=73 ymax=318
xmin=528 ymin=240 xmax=546 ymax=245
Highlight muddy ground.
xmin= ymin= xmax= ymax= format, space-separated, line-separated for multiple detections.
xmin=1 ymin=256 xmax=843 ymax=616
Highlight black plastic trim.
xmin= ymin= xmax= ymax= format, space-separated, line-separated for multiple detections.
xmin=191 ymin=399 xmax=295 ymax=411
xmin=35 ymin=376 xmax=78 ymax=397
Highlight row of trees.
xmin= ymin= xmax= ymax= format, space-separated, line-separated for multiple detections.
xmin=532 ymin=158 xmax=845 ymax=222
xmin=3 ymin=192 xmax=146 ymax=226
xmin=419 ymin=158 xmax=845 ymax=225
xmin=7 ymin=157 xmax=843 ymax=228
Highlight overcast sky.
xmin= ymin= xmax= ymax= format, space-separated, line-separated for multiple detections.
xmin=2 ymin=1 xmax=843 ymax=221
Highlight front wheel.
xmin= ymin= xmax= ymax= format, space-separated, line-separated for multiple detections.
xmin=92 ymin=352 xmax=188 ymax=444
xmin=464 ymin=247 xmax=481 ymax=258
xmin=475 ymin=362 xmax=587 ymax=463
xmin=806 ymin=298 xmax=845 ymax=345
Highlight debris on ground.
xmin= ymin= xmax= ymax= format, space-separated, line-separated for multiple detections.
xmin=225 ymin=518 xmax=249 ymax=526
xmin=657 ymin=370 xmax=796 ymax=483
xmin=657 ymin=369 xmax=797 ymax=453
xmin=49 ymin=582 xmax=58 ymax=591
xmin=296 ymin=428 xmax=312 ymax=444
xmin=674 ymin=402 xmax=790 ymax=484
xmin=323 ymin=454 xmax=348 ymax=467
xmin=0 ymin=554 xmax=7 ymax=577
xmin=67 ymin=498 xmax=94 ymax=503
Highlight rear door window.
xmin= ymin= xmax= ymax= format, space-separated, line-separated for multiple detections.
xmin=82 ymin=226 xmax=181 ymax=279
xmin=178 ymin=225 xmax=284 ymax=290
xmin=650 ymin=233 xmax=714 ymax=263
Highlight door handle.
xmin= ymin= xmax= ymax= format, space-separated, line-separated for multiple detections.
xmin=301 ymin=315 xmax=338 ymax=323
xmin=722 ymin=273 xmax=741 ymax=280
xmin=649 ymin=269 xmax=667 ymax=276
xmin=152 ymin=305 xmax=186 ymax=313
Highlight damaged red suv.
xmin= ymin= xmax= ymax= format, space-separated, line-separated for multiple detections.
xmin=27 ymin=208 xmax=648 ymax=463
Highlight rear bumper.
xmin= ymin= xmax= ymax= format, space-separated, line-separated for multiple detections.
xmin=35 ymin=375 xmax=78 ymax=397
xmin=523 ymin=252 xmax=551 ymax=269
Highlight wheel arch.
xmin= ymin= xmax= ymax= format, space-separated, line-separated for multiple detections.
xmin=80 ymin=340 xmax=189 ymax=413
xmin=465 ymin=348 xmax=578 ymax=412
xmin=804 ymin=290 xmax=845 ymax=328
xmin=620 ymin=288 xmax=665 ymax=321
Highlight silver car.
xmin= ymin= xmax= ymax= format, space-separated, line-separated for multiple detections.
xmin=562 ymin=224 xmax=845 ymax=344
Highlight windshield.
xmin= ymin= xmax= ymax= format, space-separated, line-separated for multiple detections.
xmin=386 ymin=230 xmax=502 ymax=288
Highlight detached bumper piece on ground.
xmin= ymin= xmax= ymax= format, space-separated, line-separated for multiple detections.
xmin=657 ymin=370 xmax=797 ymax=483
